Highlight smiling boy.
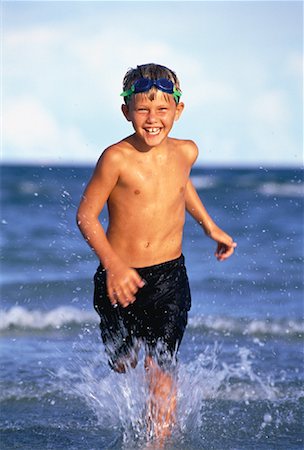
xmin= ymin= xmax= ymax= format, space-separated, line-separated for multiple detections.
xmin=77 ymin=63 xmax=236 ymax=441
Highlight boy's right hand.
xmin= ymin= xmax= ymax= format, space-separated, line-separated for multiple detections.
xmin=106 ymin=261 xmax=145 ymax=308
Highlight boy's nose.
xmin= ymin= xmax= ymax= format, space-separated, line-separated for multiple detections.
xmin=146 ymin=112 xmax=157 ymax=123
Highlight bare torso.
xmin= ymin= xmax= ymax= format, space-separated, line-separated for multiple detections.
xmin=77 ymin=90 xmax=235 ymax=312
xmin=106 ymin=136 xmax=194 ymax=267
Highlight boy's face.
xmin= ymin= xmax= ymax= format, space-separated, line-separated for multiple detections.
xmin=122 ymin=90 xmax=184 ymax=148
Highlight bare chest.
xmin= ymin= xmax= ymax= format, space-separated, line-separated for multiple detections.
xmin=117 ymin=157 xmax=189 ymax=202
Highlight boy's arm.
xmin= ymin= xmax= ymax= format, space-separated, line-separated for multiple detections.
xmin=185 ymin=179 xmax=237 ymax=261
xmin=76 ymin=148 xmax=144 ymax=307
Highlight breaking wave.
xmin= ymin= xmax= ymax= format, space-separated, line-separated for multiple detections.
xmin=1 ymin=306 xmax=303 ymax=339
xmin=0 ymin=306 xmax=96 ymax=331
xmin=258 ymin=181 xmax=303 ymax=198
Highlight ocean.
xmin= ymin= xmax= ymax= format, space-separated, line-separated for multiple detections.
xmin=0 ymin=164 xmax=303 ymax=449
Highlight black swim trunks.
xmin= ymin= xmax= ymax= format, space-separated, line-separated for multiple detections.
xmin=93 ymin=254 xmax=191 ymax=371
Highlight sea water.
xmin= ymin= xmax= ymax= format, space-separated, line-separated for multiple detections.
xmin=0 ymin=165 xmax=303 ymax=449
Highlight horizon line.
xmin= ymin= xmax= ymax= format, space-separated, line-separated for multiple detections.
xmin=1 ymin=161 xmax=303 ymax=170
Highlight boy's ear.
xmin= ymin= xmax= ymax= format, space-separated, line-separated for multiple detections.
xmin=121 ymin=103 xmax=131 ymax=121
xmin=174 ymin=102 xmax=184 ymax=121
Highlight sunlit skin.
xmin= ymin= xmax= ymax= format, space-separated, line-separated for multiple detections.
xmin=77 ymin=89 xmax=237 ymax=441
xmin=145 ymin=356 xmax=177 ymax=443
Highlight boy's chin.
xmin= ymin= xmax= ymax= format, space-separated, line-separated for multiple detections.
xmin=138 ymin=129 xmax=168 ymax=147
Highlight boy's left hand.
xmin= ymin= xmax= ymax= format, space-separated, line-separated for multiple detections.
xmin=209 ymin=226 xmax=237 ymax=261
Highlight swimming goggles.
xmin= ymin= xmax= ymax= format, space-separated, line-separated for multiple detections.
xmin=120 ymin=78 xmax=182 ymax=103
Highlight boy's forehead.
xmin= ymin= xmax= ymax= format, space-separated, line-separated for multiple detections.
xmin=132 ymin=90 xmax=174 ymax=105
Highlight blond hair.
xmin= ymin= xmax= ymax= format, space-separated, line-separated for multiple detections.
xmin=122 ymin=63 xmax=181 ymax=103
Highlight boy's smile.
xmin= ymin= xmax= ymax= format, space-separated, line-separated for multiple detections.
xmin=145 ymin=127 xmax=161 ymax=136
xmin=122 ymin=90 xmax=184 ymax=149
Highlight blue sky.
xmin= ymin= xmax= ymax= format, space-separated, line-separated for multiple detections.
xmin=2 ymin=1 xmax=303 ymax=166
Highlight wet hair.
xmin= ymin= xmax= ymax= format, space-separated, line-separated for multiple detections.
xmin=122 ymin=63 xmax=181 ymax=104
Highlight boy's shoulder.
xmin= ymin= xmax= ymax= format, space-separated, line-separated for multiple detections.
xmin=103 ymin=138 xmax=130 ymax=155
xmin=97 ymin=139 xmax=131 ymax=166
xmin=169 ymin=137 xmax=199 ymax=164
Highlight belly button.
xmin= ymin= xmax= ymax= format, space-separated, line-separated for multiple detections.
xmin=134 ymin=189 xmax=140 ymax=195
xmin=145 ymin=242 xmax=150 ymax=248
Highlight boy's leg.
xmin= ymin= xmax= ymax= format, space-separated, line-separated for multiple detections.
xmin=133 ymin=255 xmax=191 ymax=440
xmin=145 ymin=355 xmax=177 ymax=441
xmin=110 ymin=347 xmax=139 ymax=373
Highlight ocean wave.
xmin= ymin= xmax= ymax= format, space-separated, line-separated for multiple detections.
xmin=0 ymin=306 xmax=303 ymax=339
xmin=0 ymin=306 xmax=96 ymax=331
xmin=259 ymin=182 xmax=303 ymax=198
xmin=188 ymin=316 xmax=304 ymax=338
xmin=190 ymin=175 xmax=218 ymax=190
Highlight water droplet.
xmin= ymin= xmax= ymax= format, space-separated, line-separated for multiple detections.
xmin=263 ymin=413 xmax=272 ymax=423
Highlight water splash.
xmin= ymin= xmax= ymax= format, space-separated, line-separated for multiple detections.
xmin=56 ymin=342 xmax=287 ymax=449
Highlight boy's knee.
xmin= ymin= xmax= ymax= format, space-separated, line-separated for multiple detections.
xmin=144 ymin=348 xmax=177 ymax=375
xmin=111 ymin=361 xmax=126 ymax=373
xmin=110 ymin=356 xmax=138 ymax=373
xmin=144 ymin=356 xmax=174 ymax=380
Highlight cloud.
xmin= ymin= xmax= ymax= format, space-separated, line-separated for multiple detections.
xmin=3 ymin=23 xmax=183 ymax=114
xmin=246 ymin=90 xmax=300 ymax=164
xmin=199 ymin=133 xmax=239 ymax=165
xmin=2 ymin=2 xmax=302 ymax=166
xmin=3 ymin=96 xmax=97 ymax=164
xmin=250 ymin=90 xmax=291 ymax=126
xmin=287 ymin=51 xmax=303 ymax=78
xmin=5 ymin=25 xmax=63 ymax=48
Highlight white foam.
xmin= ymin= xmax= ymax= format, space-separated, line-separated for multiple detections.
xmin=259 ymin=182 xmax=303 ymax=198
xmin=1 ymin=306 xmax=303 ymax=339
xmin=190 ymin=175 xmax=218 ymax=190
xmin=0 ymin=305 xmax=97 ymax=331
xmin=188 ymin=315 xmax=304 ymax=338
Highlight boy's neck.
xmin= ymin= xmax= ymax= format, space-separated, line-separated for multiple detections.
xmin=128 ymin=133 xmax=171 ymax=154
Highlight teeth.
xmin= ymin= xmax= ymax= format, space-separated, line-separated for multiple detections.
xmin=146 ymin=128 xmax=160 ymax=135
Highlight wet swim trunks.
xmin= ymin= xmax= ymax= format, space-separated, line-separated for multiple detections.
xmin=93 ymin=254 xmax=191 ymax=371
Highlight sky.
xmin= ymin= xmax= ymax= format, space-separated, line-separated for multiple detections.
xmin=1 ymin=0 xmax=303 ymax=167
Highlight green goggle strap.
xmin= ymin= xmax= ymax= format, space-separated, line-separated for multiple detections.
xmin=120 ymin=85 xmax=182 ymax=103
xmin=120 ymin=85 xmax=135 ymax=98
xmin=172 ymin=87 xmax=182 ymax=103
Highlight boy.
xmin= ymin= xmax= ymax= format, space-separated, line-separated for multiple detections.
xmin=77 ymin=63 xmax=236 ymax=440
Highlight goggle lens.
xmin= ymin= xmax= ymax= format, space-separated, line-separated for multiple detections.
xmin=133 ymin=78 xmax=174 ymax=94
xmin=121 ymin=78 xmax=182 ymax=103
